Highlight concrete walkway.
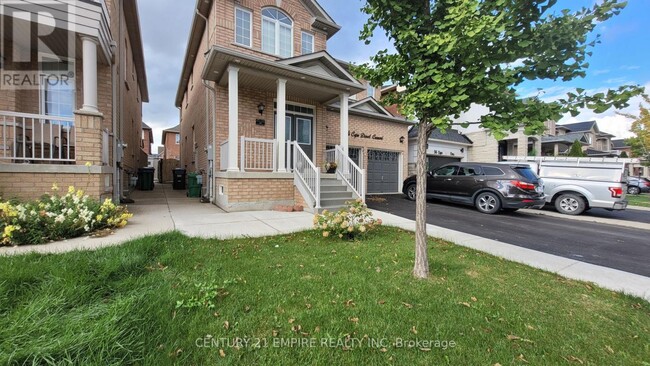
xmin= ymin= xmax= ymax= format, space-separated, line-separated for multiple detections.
xmin=2 ymin=183 xmax=648 ymax=301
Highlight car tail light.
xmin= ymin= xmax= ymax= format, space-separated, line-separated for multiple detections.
xmin=645 ymin=181 xmax=650 ymax=187
xmin=511 ymin=180 xmax=536 ymax=190
xmin=609 ymin=187 xmax=623 ymax=198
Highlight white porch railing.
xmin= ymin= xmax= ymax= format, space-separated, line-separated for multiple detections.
xmin=220 ymin=140 xmax=229 ymax=171
xmin=0 ymin=111 xmax=75 ymax=163
xmin=291 ymin=141 xmax=320 ymax=208
xmin=240 ymin=137 xmax=277 ymax=172
xmin=325 ymin=148 xmax=335 ymax=166
xmin=334 ymin=145 xmax=365 ymax=201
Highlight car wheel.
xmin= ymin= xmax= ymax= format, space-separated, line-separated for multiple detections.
xmin=628 ymin=186 xmax=640 ymax=195
xmin=554 ymin=193 xmax=586 ymax=215
xmin=475 ymin=192 xmax=501 ymax=214
xmin=406 ymin=184 xmax=416 ymax=201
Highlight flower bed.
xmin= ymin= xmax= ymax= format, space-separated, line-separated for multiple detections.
xmin=313 ymin=199 xmax=381 ymax=239
xmin=1 ymin=185 xmax=133 ymax=246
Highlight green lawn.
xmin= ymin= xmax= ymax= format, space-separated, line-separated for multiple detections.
xmin=1 ymin=227 xmax=648 ymax=365
xmin=627 ymin=193 xmax=650 ymax=208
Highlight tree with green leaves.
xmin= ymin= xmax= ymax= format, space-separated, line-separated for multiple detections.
xmin=568 ymin=140 xmax=585 ymax=157
xmin=619 ymin=151 xmax=628 ymax=158
xmin=620 ymin=95 xmax=650 ymax=166
xmin=354 ymin=0 xmax=645 ymax=278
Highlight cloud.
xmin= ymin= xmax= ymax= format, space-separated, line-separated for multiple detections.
xmin=593 ymin=69 xmax=610 ymax=75
xmin=620 ymin=65 xmax=640 ymax=71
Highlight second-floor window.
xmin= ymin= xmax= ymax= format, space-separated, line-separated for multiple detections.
xmin=235 ymin=7 xmax=252 ymax=47
xmin=301 ymin=32 xmax=313 ymax=54
xmin=261 ymin=8 xmax=292 ymax=57
xmin=175 ymin=134 xmax=180 ymax=144
xmin=367 ymin=83 xmax=375 ymax=99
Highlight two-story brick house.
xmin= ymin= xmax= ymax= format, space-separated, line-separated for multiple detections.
xmin=176 ymin=0 xmax=411 ymax=212
xmin=541 ymin=120 xmax=618 ymax=157
xmin=0 ymin=0 xmax=148 ymax=202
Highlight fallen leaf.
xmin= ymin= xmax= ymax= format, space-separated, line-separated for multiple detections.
xmin=223 ymin=321 xmax=230 ymax=330
xmin=493 ymin=363 xmax=502 ymax=366
xmin=314 ymin=326 xmax=321 ymax=333
xmin=420 ymin=348 xmax=431 ymax=352
xmin=526 ymin=324 xmax=536 ymax=330
xmin=345 ymin=299 xmax=356 ymax=307
xmin=517 ymin=354 xmax=529 ymax=363
xmin=411 ymin=326 xmax=418 ymax=334
xmin=349 ymin=317 xmax=359 ymax=323
xmin=605 ymin=345 xmax=614 ymax=354
xmin=378 ymin=300 xmax=386 ymax=305
xmin=460 ymin=302 xmax=471 ymax=308
xmin=563 ymin=355 xmax=584 ymax=364
xmin=380 ymin=347 xmax=387 ymax=352
xmin=288 ymin=318 xmax=295 ymax=324
xmin=219 ymin=349 xmax=226 ymax=358
xmin=631 ymin=303 xmax=642 ymax=309
xmin=291 ymin=325 xmax=302 ymax=332
xmin=305 ymin=303 xmax=312 ymax=309
xmin=507 ymin=335 xmax=521 ymax=341
xmin=272 ymin=330 xmax=278 ymax=337
xmin=471 ymin=296 xmax=478 ymax=302
xmin=402 ymin=302 xmax=413 ymax=309
xmin=585 ymin=284 xmax=593 ymax=291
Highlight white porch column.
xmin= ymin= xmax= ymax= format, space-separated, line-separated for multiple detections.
xmin=227 ymin=66 xmax=240 ymax=172
xmin=276 ymin=78 xmax=287 ymax=172
xmin=340 ymin=92 xmax=350 ymax=156
xmin=80 ymin=37 xmax=99 ymax=113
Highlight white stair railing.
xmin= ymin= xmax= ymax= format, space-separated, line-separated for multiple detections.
xmin=324 ymin=148 xmax=335 ymax=167
xmin=335 ymin=145 xmax=365 ymax=201
xmin=292 ymin=141 xmax=320 ymax=208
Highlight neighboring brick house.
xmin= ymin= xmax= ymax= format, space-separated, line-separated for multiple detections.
xmin=161 ymin=125 xmax=180 ymax=160
xmin=460 ymin=127 xmax=542 ymax=162
xmin=0 ymin=0 xmax=149 ymax=202
xmin=176 ymin=0 xmax=412 ymax=212
xmin=141 ymin=122 xmax=153 ymax=155
xmin=541 ymin=120 xmax=618 ymax=157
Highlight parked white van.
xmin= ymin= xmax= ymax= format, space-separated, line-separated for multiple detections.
xmin=503 ymin=156 xmax=639 ymax=215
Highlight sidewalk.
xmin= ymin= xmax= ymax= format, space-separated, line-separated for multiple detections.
xmin=2 ymin=183 xmax=649 ymax=301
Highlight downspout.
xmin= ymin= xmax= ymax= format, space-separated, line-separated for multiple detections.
xmin=110 ymin=40 xmax=119 ymax=203
xmin=196 ymin=8 xmax=216 ymax=203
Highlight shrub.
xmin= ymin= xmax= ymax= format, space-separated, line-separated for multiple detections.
xmin=0 ymin=185 xmax=133 ymax=246
xmin=313 ymin=199 xmax=382 ymax=240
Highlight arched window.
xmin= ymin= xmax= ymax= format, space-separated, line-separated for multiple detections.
xmin=261 ymin=8 xmax=292 ymax=57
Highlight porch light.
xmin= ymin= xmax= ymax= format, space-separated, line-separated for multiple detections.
xmin=399 ymin=136 xmax=405 ymax=144
xmin=258 ymin=102 xmax=265 ymax=115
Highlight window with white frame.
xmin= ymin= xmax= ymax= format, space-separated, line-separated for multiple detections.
xmin=301 ymin=31 xmax=313 ymax=54
xmin=235 ymin=7 xmax=252 ymax=47
xmin=175 ymin=134 xmax=180 ymax=144
xmin=366 ymin=83 xmax=375 ymax=98
xmin=261 ymin=8 xmax=293 ymax=57
xmin=41 ymin=60 xmax=75 ymax=126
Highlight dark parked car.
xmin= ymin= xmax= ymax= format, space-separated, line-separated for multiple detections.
xmin=402 ymin=163 xmax=546 ymax=214
xmin=626 ymin=176 xmax=650 ymax=195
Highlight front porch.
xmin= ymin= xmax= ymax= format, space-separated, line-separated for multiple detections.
xmin=202 ymin=48 xmax=366 ymax=212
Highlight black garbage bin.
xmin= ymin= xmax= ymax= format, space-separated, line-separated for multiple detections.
xmin=172 ymin=168 xmax=186 ymax=190
xmin=137 ymin=167 xmax=155 ymax=191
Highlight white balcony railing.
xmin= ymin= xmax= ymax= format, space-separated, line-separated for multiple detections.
xmin=240 ymin=137 xmax=277 ymax=172
xmin=0 ymin=111 xmax=75 ymax=164
xmin=220 ymin=140 xmax=229 ymax=171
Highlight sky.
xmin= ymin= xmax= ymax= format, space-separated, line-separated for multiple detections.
xmin=138 ymin=0 xmax=650 ymax=148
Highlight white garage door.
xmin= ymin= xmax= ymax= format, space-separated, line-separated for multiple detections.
xmin=367 ymin=150 xmax=400 ymax=194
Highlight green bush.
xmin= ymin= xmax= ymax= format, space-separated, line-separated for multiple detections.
xmin=1 ymin=185 xmax=133 ymax=246
xmin=313 ymin=199 xmax=382 ymax=239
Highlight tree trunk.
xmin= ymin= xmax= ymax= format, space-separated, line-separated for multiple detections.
xmin=413 ymin=122 xmax=430 ymax=278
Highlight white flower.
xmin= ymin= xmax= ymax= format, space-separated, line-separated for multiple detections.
xmin=54 ymin=215 xmax=65 ymax=223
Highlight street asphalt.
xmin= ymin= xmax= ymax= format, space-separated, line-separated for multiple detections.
xmin=366 ymin=194 xmax=650 ymax=277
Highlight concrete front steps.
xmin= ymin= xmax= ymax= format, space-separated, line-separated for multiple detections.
xmin=319 ymin=174 xmax=356 ymax=212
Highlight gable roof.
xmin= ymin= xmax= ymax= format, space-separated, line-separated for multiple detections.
xmin=349 ymin=97 xmax=393 ymax=116
xmin=278 ymin=51 xmax=358 ymax=83
xmin=141 ymin=122 xmax=152 ymax=130
xmin=142 ymin=122 xmax=153 ymax=141
xmin=408 ymin=126 xmax=473 ymax=145
xmin=176 ymin=0 xmax=340 ymax=107
xmin=611 ymin=139 xmax=630 ymax=149
xmin=542 ymin=132 xmax=589 ymax=144
xmin=559 ymin=121 xmax=597 ymax=133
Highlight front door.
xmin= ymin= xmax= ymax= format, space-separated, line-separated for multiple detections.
xmin=280 ymin=114 xmax=313 ymax=169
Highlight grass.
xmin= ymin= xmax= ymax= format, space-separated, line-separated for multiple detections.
xmin=1 ymin=227 xmax=648 ymax=365
xmin=627 ymin=193 xmax=650 ymax=208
